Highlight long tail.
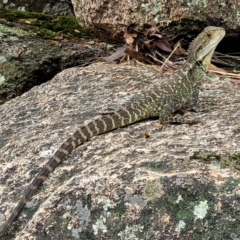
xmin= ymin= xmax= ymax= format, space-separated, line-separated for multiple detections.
xmin=0 ymin=105 xmax=143 ymax=237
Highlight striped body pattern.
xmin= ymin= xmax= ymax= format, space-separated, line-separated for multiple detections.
xmin=0 ymin=26 xmax=225 ymax=237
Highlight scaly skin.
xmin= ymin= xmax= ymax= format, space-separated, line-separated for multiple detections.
xmin=0 ymin=26 xmax=225 ymax=237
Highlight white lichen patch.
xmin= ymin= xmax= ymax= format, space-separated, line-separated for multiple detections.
xmin=141 ymin=0 xmax=163 ymax=14
xmin=117 ymin=225 xmax=144 ymax=240
xmin=193 ymin=200 xmax=209 ymax=219
xmin=92 ymin=215 xmax=107 ymax=235
xmin=0 ymin=56 xmax=7 ymax=63
xmin=25 ymin=198 xmax=39 ymax=208
xmin=0 ymin=74 xmax=5 ymax=84
xmin=0 ymin=23 xmax=29 ymax=37
xmin=74 ymin=200 xmax=91 ymax=225
xmin=175 ymin=220 xmax=186 ymax=232
xmin=140 ymin=0 xmax=163 ymax=22
xmin=71 ymin=227 xmax=82 ymax=239
xmin=98 ymin=198 xmax=111 ymax=212
xmin=91 ymin=199 xmax=112 ymax=235
xmin=63 ymin=199 xmax=91 ymax=238
xmin=0 ymin=213 xmax=5 ymax=224
xmin=125 ymin=192 xmax=147 ymax=208
xmin=176 ymin=195 xmax=183 ymax=203
xmin=186 ymin=0 xmax=211 ymax=8
xmin=39 ymin=149 xmax=54 ymax=158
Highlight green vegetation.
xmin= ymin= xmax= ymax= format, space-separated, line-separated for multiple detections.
xmin=0 ymin=9 xmax=88 ymax=38
xmin=190 ymin=151 xmax=240 ymax=170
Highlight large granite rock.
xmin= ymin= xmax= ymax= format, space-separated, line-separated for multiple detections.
xmin=0 ymin=62 xmax=239 ymax=239
xmin=72 ymin=0 xmax=240 ymax=42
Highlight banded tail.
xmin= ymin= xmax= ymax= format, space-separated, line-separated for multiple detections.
xmin=0 ymin=103 xmax=151 ymax=237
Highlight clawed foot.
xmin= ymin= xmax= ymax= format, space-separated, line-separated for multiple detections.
xmin=159 ymin=111 xmax=202 ymax=126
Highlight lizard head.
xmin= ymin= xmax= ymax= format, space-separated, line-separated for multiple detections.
xmin=188 ymin=26 xmax=225 ymax=69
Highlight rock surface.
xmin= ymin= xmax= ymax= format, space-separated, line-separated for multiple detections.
xmin=0 ymin=62 xmax=240 ymax=239
xmin=72 ymin=0 xmax=240 ymax=43
xmin=1 ymin=0 xmax=73 ymax=16
xmin=0 ymin=23 xmax=102 ymax=104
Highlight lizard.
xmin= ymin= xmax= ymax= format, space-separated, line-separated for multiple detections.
xmin=0 ymin=26 xmax=225 ymax=237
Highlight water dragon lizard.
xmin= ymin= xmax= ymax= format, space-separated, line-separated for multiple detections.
xmin=0 ymin=26 xmax=225 ymax=237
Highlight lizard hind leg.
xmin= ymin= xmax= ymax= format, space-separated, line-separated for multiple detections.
xmin=158 ymin=101 xmax=180 ymax=124
xmin=167 ymin=111 xmax=201 ymax=125
xmin=158 ymin=102 xmax=200 ymax=125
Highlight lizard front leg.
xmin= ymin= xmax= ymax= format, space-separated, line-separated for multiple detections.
xmin=159 ymin=100 xmax=200 ymax=125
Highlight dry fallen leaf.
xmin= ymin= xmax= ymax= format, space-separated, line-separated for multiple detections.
xmin=125 ymin=46 xmax=149 ymax=63
xmin=124 ymin=31 xmax=138 ymax=45
xmin=102 ymin=45 xmax=127 ymax=63
xmin=154 ymin=39 xmax=172 ymax=52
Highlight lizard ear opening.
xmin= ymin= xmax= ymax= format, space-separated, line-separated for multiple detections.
xmin=206 ymin=33 xmax=212 ymax=38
